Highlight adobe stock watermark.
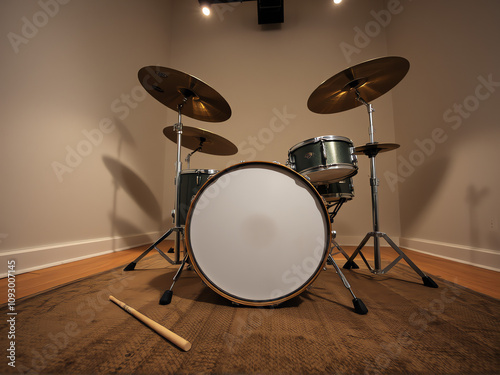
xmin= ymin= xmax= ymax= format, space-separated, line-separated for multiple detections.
xmin=211 ymin=2 xmax=241 ymax=22
xmin=384 ymin=73 xmax=499 ymax=192
xmin=6 ymin=0 xmax=72 ymax=54
xmin=237 ymin=106 xmax=297 ymax=161
xmin=339 ymin=0 xmax=411 ymax=63
xmin=51 ymin=84 xmax=148 ymax=183
xmin=16 ymin=270 xmax=135 ymax=374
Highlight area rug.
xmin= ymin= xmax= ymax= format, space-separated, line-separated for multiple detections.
xmin=1 ymin=253 xmax=499 ymax=374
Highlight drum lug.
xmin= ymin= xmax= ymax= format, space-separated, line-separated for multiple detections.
xmin=350 ymin=147 xmax=358 ymax=164
xmin=287 ymin=153 xmax=295 ymax=170
xmin=320 ymin=139 xmax=328 ymax=165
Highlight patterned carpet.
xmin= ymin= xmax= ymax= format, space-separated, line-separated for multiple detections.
xmin=1 ymin=253 xmax=499 ymax=374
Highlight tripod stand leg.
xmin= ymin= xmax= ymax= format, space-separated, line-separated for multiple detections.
xmin=159 ymin=251 xmax=189 ymax=305
xmin=328 ymin=254 xmax=368 ymax=315
xmin=382 ymin=234 xmax=438 ymax=288
xmin=124 ymin=228 xmax=175 ymax=271
xmin=343 ymin=232 xmax=372 ymax=270
xmin=330 ymin=240 xmax=359 ymax=268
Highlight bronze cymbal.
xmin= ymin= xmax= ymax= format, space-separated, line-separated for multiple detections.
xmin=163 ymin=126 xmax=238 ymax=156
xmin=138 ymin=66 xmax=231 ymax=122
xmin=354 ymin=142 xmax=400 ymax=157
xmin=307 ymin=56 xmax=410 ymax=114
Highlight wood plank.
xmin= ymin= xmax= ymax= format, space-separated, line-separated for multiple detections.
xmin=0 ymin=242 xmax=174 ymax=303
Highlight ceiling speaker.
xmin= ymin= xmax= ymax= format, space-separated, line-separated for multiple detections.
xmin=257 ymin=0 xmax=284 ymax=24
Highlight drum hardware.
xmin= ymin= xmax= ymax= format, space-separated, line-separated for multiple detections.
xmin=312 ymin=178 xmax=358 ymax=265
xmin=124 ymin=103 xmax=190 ymax=271
xmin=327 ymin=253 xmax=367 ymax=314
xmin=326 ymin=231 xmax=359 ymax=269
xmin=184 ymin=140 xmax=204 ymax=169
xmin=124 ymin=66 xmax=236 ymax=305
xmin=308 ymin=56 xmax=438 ymax=288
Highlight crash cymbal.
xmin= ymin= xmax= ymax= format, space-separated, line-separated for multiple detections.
xmin=354 ymin=142 xmax=400 ymax=157
xmin=163 ymin=126 xmax=238 ymax=155
xmin=138 ymin=66 xmax=231 ymax=122
xmin=307 ymin=56 xmax=410 ymax=114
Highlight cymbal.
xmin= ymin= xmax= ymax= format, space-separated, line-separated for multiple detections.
xmin=138 ymin=66 xmax=231 ymax=122
xmin=163 ymin=126 xmax=238 ymax=156
xmin=354 ymin=142 xmax=400 ymax=157
xmin=307 ymin=56 xmax=410 ymax=114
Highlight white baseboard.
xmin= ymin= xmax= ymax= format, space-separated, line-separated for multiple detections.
xmin=399 ymin=237 xmax=500 ymax=272
xmin=2 ymin=234 xmax=497 ymax=279
xmin=0 ymin=232 xmax=163 ymax=278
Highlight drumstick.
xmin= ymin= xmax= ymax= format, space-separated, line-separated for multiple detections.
xmin=109 ymin=296 xmax=192 ymax=351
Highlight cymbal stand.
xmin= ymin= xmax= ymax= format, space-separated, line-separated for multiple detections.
xmin=343 ymin=92 xmax=438 ymax=288
xmin=124 ymin=103 xmax=187 ymax=273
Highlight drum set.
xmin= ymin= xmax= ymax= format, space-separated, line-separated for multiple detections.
xmin=124 ymin=57 xmax=437 ymax=315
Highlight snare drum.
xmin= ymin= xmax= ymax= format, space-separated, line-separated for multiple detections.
xmin=178 ymin=169 xmax=218 ymax=226
xmin=314 ymin=178 xmax=354 ymax=203
xmin=185 ymin=161 xmax=331 ymax=306
xmin=287 ymin=135 xmax=357 ymax=184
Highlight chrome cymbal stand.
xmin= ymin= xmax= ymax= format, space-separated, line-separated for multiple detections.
xmin=343 ymin=93 xmax=438 ymax=288
xmin=124 ymin=102 xmax=187 ymax=272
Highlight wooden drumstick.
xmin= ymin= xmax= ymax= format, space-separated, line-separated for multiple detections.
xmin=109 ymin=296 xmax=192 ymax=351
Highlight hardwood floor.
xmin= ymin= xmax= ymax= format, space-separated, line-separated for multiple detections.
xmin=1 ymin=241 xmax=499 ymax=304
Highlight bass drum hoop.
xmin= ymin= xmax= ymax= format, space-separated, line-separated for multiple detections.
xmin=185 ymin=161 xmax=331 ymax=307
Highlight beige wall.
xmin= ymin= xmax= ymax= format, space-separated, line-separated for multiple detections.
xmin=1 ymin=0 xmax=498 ymax=275
xmin=0 ymin=0 xmax=173 ymax=274
xmin=385 ymin=0 xmax=500 ymax=269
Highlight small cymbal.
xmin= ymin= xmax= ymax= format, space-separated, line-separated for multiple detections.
xmin=163 ymin=126 xmax=238 ymax=156
xmin=307 ymin=56 xmax=410 ymax=114
xmin=354 ymin=143 xmax=400 ymax=156
xmin=138 ymin=66 xmax=231 ymax=122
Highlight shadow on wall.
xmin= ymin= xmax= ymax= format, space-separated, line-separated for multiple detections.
xmin=399 ymin=156 xmax=450 ymax=228
xmin=102 ymin=155 xmax=162 ymax=245
xmin=114 ymin=118 xmax=136 ymax=150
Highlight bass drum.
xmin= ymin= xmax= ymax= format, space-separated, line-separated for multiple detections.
xmin=185 ymin=161 xmax=331 ymax=306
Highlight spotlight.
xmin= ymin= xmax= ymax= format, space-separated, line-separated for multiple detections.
xmin=199 ymin=0 xmax=211 ymax=16
xmin=333 ymin=0 xmax=342 ymax=4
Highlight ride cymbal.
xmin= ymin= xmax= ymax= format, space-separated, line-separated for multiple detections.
xmin=307 ymin=56 xmax=410 ymax=114
xmin=138 ymin=66 xmax=231 ymax=122
xmin=163 ymin=126 xmax=238 ymax=156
